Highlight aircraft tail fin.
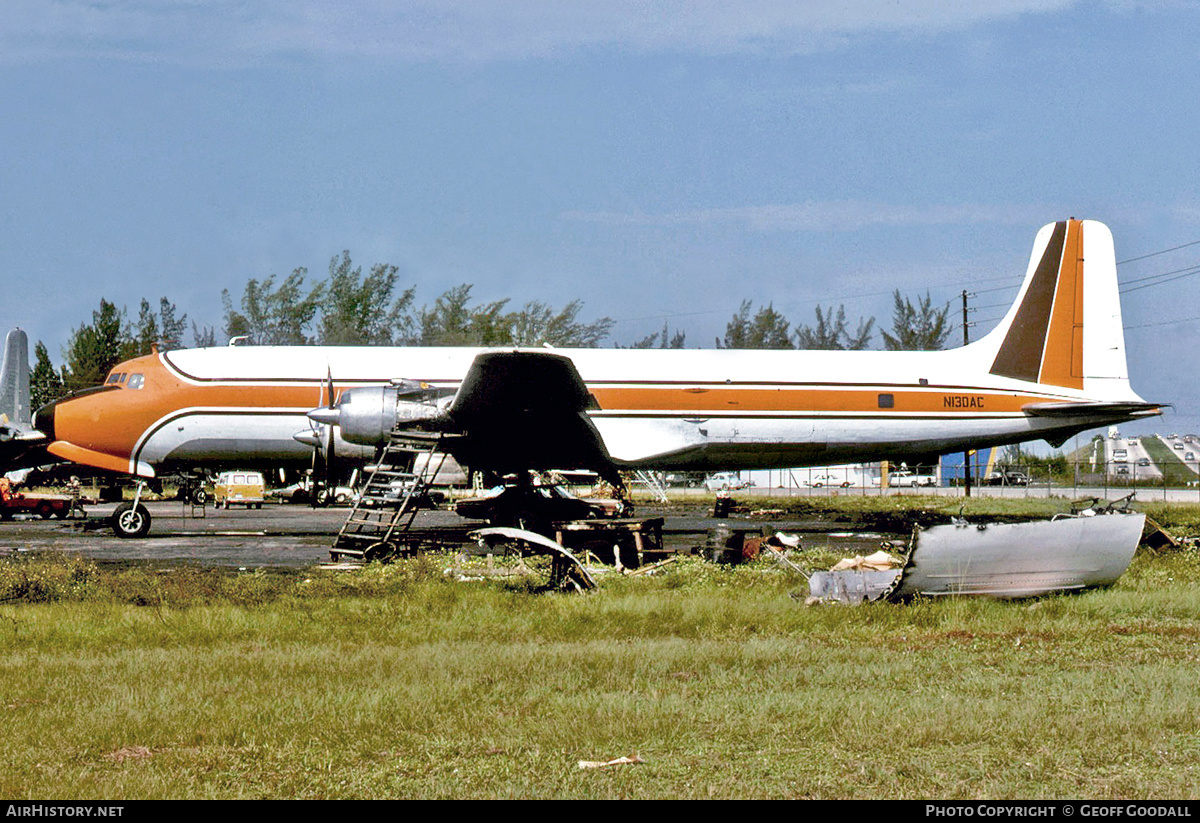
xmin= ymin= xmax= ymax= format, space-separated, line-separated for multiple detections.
xmin=979 ymin=219 xmax=1140 ymax=401
xmin=0 ymin=329 xmax=31 ymax=430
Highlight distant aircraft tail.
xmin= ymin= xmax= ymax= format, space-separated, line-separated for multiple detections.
xmin=0 ymin=329 xmax=31 ymax=430
xmin=976 ymin=219 xmax=1144 ymax=403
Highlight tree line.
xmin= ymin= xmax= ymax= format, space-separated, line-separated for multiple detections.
xmin=31 ymin=250 xmax=951 ymax=409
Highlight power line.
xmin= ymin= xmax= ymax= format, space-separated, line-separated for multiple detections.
xmin=1117 ymin=238 xmax=1200 ymax=265
xmin=1119 ymin=264 xmax=1200 ymax=294
xmin=1124 ymin=315 xmax=1200 ymax=330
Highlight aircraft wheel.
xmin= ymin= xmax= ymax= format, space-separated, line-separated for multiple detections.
xmin=363 ymin=541 xmax=395 ymax=563
xmin=191 ymin=489 xmax=208 ymax=505
xmin=36 ymin=502 xmax=54 ymax=520
xmin=111 ymin=503 xmax=152 ymax=539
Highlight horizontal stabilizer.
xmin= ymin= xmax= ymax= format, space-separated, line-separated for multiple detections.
xmin=1023 ymin=401 xmax=1163 ymax=418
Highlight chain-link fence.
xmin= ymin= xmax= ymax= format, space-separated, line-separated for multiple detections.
xmin=646 ymin=457 xmax=1200 ymax=502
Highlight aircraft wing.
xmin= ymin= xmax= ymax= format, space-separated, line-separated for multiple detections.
xmin=439 ymin=351 xmax=619 ymax=483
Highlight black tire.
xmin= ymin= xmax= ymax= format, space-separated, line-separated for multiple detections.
xmin=111 ymin=502 xmax=151 ymax=539
xmin=364 ymin=541 xmax=395 ymax=563
xmin=36 ymin=502 xmax=53 ymax=520
xmin=191 ymin=488 xmax=208 ymax=505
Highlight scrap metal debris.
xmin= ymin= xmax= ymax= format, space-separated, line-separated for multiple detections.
xmin=807 ymin=507 xmax=1145 ymax=604
xmin=1141 ymin=516 xmax=1180 ymax=551
xmin=469 ymin=526 xmax=597 ymax=591
xmin=578 ymin=755 xmax=645 ymax=770
xmin=829 ymin=550 xmax=902 ymax=571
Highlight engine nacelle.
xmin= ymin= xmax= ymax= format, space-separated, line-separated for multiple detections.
xmin=334 ymin=386 xmax=446 ymax=446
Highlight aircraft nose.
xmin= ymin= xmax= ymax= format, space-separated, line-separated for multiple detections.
xmin=31 ymin=401 xmax=55 ymax=440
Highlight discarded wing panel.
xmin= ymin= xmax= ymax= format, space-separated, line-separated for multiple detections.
xmin=807 ymin=512 xmax=1144 ymax=604
xmin=885 ymin=512 xmax=1145 ymax=601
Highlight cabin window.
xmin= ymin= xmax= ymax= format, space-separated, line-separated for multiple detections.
xmin=127 ymin=374 xmax=145 ymax=390
xmin=877 ymin=393 xmax=895 ymax=409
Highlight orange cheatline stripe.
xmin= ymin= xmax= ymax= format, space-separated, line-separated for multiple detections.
xmin=591 ymin=386 xmax=1042 ymax=414
xmin=1039 ymin=218 xmax=1085 ymax=389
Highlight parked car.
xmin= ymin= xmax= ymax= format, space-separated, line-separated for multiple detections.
xmin=265 ymin=477 xmax=356 ymax=505
xmin=704 ymin=472 xmax=753 ymax=491
xmin=807 ymin=473 xmax=853 ymax=488
xmin=874 ymin=468 xmax=936 ymax=487
xmin=984 ymin=469 xmax=1030 ymax=486
xmin=455 ymin=483 xmax=628 ymax=525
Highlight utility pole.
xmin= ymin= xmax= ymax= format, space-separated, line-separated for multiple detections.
xmin=962 ymin=290 xmax=972 ymax=498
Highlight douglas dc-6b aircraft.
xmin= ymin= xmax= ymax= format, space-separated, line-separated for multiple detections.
xmin=9 ymin=219 xmax=1161 ymax=535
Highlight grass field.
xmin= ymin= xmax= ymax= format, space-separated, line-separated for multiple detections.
xmin=3 ymin=498 xmax=1200 ymax=799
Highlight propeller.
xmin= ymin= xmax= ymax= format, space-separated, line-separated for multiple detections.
xmin=293 ymin=368 xmax=339 ymax=506
xmin=320 ymin=368 xmax=337 ymax=506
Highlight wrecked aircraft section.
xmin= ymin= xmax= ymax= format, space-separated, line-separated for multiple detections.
xmin=466 ymin=526 xmax=598 ymax=592
xmin=808 ymin=501 xmax=1146 ymax=604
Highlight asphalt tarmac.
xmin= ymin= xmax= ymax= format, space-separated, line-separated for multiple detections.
xmin=0 ymin=499 xmax=895 ymax=569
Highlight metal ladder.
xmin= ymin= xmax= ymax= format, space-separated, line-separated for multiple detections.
xmin=330 ymin=430 xmax=448 ymax=562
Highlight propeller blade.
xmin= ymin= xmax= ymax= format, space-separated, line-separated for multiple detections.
xmin=324 ymin=422 xmax=336 ymax=502
xmin=309 ymin=432 xmax=322 ymax=508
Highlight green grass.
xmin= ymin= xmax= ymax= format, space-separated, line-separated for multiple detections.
xmin=4 ymin=547 xmax=1200 ymax=799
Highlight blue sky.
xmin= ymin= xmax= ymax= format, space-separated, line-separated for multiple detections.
xmin=2 ymin=1 xmax=1199 ymax=437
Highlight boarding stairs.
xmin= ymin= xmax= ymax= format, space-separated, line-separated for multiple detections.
xmin=330 ymin=430 xmax=449 ymax=562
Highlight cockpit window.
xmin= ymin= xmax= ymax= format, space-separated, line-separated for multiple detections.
xmin=106 ymin=373 xmax=125 ymax=385
xmin=127 ymin=374 xmax=145 ymax=390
